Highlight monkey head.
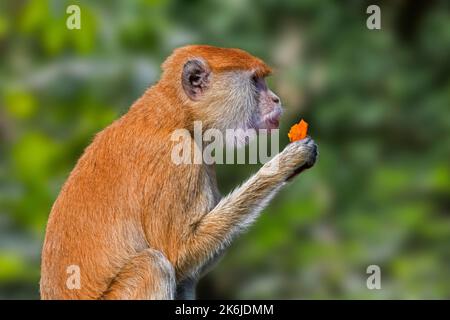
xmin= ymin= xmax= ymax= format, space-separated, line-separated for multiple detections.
xmin=161 ymin=45 xmax=282 ymax=145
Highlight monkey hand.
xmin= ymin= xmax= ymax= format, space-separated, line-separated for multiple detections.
xmin=276 ymin=137 xmax=318 ymax=181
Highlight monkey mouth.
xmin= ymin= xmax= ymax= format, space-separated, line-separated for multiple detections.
xmin=259 ymin=108 xmax=282 ymax=130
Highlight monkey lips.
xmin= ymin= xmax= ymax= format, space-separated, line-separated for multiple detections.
xmin=258 ymin=107 xmax=282 ymax=130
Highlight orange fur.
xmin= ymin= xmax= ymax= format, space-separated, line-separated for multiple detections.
xmin=40 ymin=45 xmax=316 ymax=300
xmin=162 ymin=45 xmax=272 ymax=78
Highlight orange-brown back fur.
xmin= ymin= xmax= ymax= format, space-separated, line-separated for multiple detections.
xmin=40 ymin=45 xmax=316 ymax=300
xmin=40 ymin=45 xmax=268 ymax=299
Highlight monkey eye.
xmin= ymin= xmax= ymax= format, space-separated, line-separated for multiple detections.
xmin=251 ymin=74 xmax=267 ymax=91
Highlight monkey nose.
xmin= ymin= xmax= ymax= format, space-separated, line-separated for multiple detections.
xmin=269 ymin=91 xmax=280 ymax=104
xmin=272 ymin=96 xmax=280 ymax=104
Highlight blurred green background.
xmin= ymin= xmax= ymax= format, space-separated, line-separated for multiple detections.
xmin=0 ymin=0 xmax=449 ymax=299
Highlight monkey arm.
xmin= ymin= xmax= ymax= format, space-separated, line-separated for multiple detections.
xmin=176 ymin=138 xmax=317 ymax=277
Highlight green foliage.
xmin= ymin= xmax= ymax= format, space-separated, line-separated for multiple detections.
xmin=0 ymin=0 xmax=449 ymax=299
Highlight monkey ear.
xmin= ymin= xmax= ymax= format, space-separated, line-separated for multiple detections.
xmin=182 ymin=58 xmax=211 ymax=101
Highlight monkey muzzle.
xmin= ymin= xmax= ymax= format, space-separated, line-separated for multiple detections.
xmin=260 ymin=106 xmax=283 ymax=130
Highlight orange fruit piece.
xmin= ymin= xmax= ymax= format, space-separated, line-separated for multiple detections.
xmin=288 ymin=119 xmax=308 ymax=142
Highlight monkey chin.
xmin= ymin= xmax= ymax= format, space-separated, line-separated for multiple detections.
xmin=264 ymin=117 xmax=280 ymax=130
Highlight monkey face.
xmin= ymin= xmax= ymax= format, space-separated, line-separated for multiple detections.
xmin=181 ymin=56 xmax=281 ymax=140
xmin=200 ymin=71 xmax=282 ymax=136
xmin=211 ymin=71 xmax=282 ymax=134
xmin=251 ymin=75 xmax=282 ymax=131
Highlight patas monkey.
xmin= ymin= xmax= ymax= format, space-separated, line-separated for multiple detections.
xmin=40 ymin=45 xmax=318 ymax=299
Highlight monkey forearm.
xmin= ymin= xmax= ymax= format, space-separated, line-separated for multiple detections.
xmin=209 ymin=161 xmax=288 ymax=226
xmin=176 ymin=172 xmax=284 ymax=276
xmin=176 ymin=143 xmax=308 ymax=276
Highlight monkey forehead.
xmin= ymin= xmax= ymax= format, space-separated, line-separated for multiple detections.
xmin=163 ymin=45 xmax=272 ymax=78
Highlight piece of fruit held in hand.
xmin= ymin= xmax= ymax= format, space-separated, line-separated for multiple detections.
xmin=288 ymin=119 xmax=308 ymax=142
